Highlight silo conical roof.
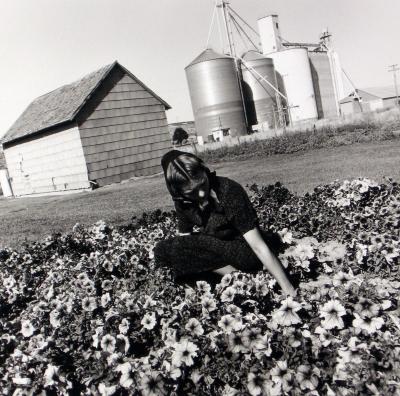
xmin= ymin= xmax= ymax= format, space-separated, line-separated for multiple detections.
xmin=242 ymin=50 xmax=272 ymax=62
xmin=185 ymin=48 xmax=232 ymax=69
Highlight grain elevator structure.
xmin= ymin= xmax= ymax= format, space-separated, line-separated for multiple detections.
xmin=185 ymin=1 xmax=346 ymax=144
xmin=258 ymin=14 xmax=345 ymax=122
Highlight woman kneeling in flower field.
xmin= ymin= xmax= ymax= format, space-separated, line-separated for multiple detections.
xmin=155 ymin=149 xmax=296 ymax=296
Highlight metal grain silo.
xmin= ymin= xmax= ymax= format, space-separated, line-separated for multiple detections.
xmin=268 ymin=48 xmax=318 ymax=123
xmin=185 ymin=49 xmax=247 ymax=139
xmin=241 ymin=51 xmax=278 ymax=129
xmin=309 ymin=51 xmax=339 ymax=119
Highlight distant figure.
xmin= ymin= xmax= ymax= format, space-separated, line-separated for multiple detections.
xmin=154 ymin=149 xmax=296 ymax=296
xmin=172 ymin=127 xmax=189 ymax=145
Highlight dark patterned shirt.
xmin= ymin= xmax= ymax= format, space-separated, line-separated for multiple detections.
xmin=174 ymin=176 xmax=259 ymax=240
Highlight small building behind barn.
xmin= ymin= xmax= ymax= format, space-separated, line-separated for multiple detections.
xmin=1 ymin=61 xmax=171 ymax=197
xmin=340 ymin=86 xmax=400 ymax=116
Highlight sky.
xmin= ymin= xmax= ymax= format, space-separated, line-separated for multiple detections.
xmin=1 ymin=0 xmax=400 ymax=138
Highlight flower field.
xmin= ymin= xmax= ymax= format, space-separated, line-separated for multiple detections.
xmin=0 ymin=177 xmax=399 ymax=395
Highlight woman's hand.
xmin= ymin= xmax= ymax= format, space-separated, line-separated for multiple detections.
xmin=243 ymin=228 xmax=296 ymax=296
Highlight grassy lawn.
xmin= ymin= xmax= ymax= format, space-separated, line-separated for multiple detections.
xmin=0 ymin=139 xmax=399 ymax=250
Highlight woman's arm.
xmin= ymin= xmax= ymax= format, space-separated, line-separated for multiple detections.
xmin=243 ymin=227 xmax=296 ymax=296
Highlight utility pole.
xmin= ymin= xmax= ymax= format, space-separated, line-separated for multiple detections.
xmin=388 ymin=64 xmax=400 ymax=107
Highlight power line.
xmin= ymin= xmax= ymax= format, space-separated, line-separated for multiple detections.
xmin=230 ymin=15 xmax=250 ymax=51
xmin=227 ymin=5 xmax=260 ymax=38
xmin=205 ymin=2 xmax=218 ymax=49
xmin=229 ymin=13 xmax=259 ymax=51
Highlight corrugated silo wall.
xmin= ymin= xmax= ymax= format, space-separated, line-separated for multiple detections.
xmin=186 ymin=56 xmax=248 ymax=139
xmin=76 ymin=66 xmax=171 ymax=187
xmin=308 ymin=52 xmax=338 ymax=119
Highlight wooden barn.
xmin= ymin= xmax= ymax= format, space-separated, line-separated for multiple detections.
xmin=1 ymin=61 xmax=171 ymax=197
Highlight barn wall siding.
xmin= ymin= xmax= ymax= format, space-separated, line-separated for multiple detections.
xmin=78 ymin=67 xmax=171 ymax=186
xmin=4 ymin=126 xmax=90 ymax=196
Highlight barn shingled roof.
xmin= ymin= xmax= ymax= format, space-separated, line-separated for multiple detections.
xmin=2 ymin=61 xmax=171 ymax=145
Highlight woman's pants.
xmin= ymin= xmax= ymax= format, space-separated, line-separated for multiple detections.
xmin=154 ymin=229 xmax=284 ymax=282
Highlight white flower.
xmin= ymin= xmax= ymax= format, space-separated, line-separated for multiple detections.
xmin=140 ymin=371 xmax=166 ymax=395
xmin=115 ymin=362 xmax=132 ymax=375
xmin=163 ymin=361 xmax=182 ymax=380
xmin=352 ymin=314 xmax=385 ymax=334
xmin=318 ymin=241 xmax=347 ymax=263
xmin=101 ymin=334 xmax=116 ymax=353
xmin=119 ymin=318 xmax=130 ymax=335
xmin=253 ymin=333 xmax=272 ymax=356
xmin=171 ymin=339 xmax=198 ymax=367
xmin=332 ymin=271 xmax=353 ymax=287
xmin=49 ymin=310 xmax=61 ymax=328
xmin=162 ymin=327 xmax=178 ymax=348
xmin=201 ymin=296 xmax=217 ymax=313
xmin=185 ymin=318 xmax=204 ymax=336
xmin=115 ymin=363 xmax=134 ymax=388
xmin=314 ymin=325 xmax=338 ymax=347
xmin=196 ymin=281 xmax=211 ymax=294
xmin=293 ymin=240 xmax=314 ymax=261
xmin=102 ymin=279 xmax=113 ymax=291
xmin=241 ymin=327 xmax=262 ymax=349
xmin=319 ymin=300 xmax=346 ymax=330
xmin=190 ymin=369 xmax=203 ymax=385
xmin=12 ymin=375 xmax=32 ymax=386
xmin=46 ymin=285 xmax=54 ymax=301
xmin=221 ymin=384 xmax=239 ymax=396
xmin=221 ymin=286 xmax=236 ymax=302
xmin=247 ymin=372 xmax=268 ymax=396
xmin=226 ymin=304 xmax=242 ymax=315
xmin=92 ymin=326 xmax=103 ymax=348
xmin=101 ymin=293 xmax=111 ymax=308
xmin=295 ymin=364 xmax=319 ymax=391
xmin=143 ymin=295 xmax=157 ymax=309
xmin=220 ymin=273 xmax=232 ymax=287
xmin=278 ymin=228 xmax=293 ymax=244
xmin=107 ymin=352 xmax=120 ymax=366
xmin=3 ymin=275 xmax=15 ymax=289
xmin=82 ymin=296 xmax=97 ymax=312
xmin=20 ymin=320 xmax=35 ymax=338
xmin=272 ymin=297 xmax=302 ymax=326
xmin=270 ymin=360 xmax=292 ymax=387
xmin=218 ymin=314 xmax=243 ymax=334
xmin=141 ymin=312 xmax=157 ymax=330
xmin=98 ymin=383 xmax=117 ymax=396
xmin=44 ymin=364 xmax=59 ymax=387
xmin=119 ymin=373 xmax=134 ymax=389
